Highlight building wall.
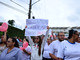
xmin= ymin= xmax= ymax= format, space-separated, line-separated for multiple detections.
xmin=50 ymin=27 xmax=80 ymax=33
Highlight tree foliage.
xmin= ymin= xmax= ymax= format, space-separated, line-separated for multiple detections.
xmin=7 ymin=25 xmax=25 ymax=39
xmin=8 ymin=20 xmax=15 ymax=26
xmin=0 ymin=25 xmax=25 ymax=39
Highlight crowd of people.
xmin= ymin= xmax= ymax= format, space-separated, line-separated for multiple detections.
xmin=0 ymin=26 xmax=80 ymax=60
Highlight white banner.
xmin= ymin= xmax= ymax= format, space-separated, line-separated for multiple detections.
xmin=25 ymin=19 xmax=48 ymax=36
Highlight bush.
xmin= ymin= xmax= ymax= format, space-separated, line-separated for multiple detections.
xmin=0 ymin=25 xmax=25 ymax=39
xmin=7 ymin=25 xmax=25 ymax=39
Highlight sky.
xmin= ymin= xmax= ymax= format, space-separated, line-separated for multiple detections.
xmin=0 ymin=0 xmax=80 ymax=30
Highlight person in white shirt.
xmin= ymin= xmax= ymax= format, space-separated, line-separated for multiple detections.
xmin=26 ymin=26 xmax=49 ymax=60
xmin=57 ymin=30 xmax=80 ymax=60
xmin=49 ymin=32 xmax=65 ymax=60
xmin=43 ymin=37 xmax=52 ymax=60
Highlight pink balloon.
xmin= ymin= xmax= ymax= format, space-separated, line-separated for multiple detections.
xmin=0 ymin=23 xmax=8 ymax=32
xmin=20 ymin=42 xmax=28 ymax=50
xmin=50 ymin=35 xmax=53 ymax=37
xmin=0 ymin=26 xmax=6 ymax=32
xmin=2 ymin=23 xmax=8 ymax=30
xmin=50 ymin=35 xmax=56 ymax=37
xmin=23 ymin=42 xmax=28 ymax=48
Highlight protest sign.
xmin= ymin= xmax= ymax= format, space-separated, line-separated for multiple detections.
xmin=25 ymin=19 xmax=48 ymax=36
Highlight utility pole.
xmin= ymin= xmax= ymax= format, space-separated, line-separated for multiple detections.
xmin=28 ymin=0 xmax=40 ymax=19
xmin=28 ymin=0 xmax=32 ymax=19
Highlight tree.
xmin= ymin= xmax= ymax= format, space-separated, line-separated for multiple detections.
xmin=8 ymin=20 xmax=15 ymax=26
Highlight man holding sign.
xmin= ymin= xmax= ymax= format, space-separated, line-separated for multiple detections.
xmin=25 ymin=19 xmax=49 ymax=60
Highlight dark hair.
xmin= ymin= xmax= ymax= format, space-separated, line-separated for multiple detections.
xmin=11 ymin=38 xmax=19 ymax=48
xmin=33 ymin=36 xmax=42 ymax=56
xmin=74 ymin=31 xmax=78 ymax=34
xmin=37 ymin=36 xmax=42 ymax=56
xmin=58 ymin=32 xmax=64 ymax=36
xmin=23 ymin=38 xmax=29 ymax=44
xmin=68 ymin=29 xmax=78 ymax=39
xmin=31 ymin=36 xmax=35 ymax=43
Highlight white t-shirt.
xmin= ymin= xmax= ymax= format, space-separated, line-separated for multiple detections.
xmin=76 ymin=42 xmax=80 ymax=45
xmin=57 ymin=40 xmax=80 ymax=60
xmin=23 ymin=46 xmax=31 ymax=60
xmin=28 ymin=29 xmax=49 ymax=60
xmin=49 ymin=40 xmax=61 ymax=56
xmin=43 ymin=43 xmax=51 ymax=58
xmin=31 ymin=43 xmax=43 ymax=60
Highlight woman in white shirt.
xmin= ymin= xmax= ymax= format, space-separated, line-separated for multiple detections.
xmin=27 ymin=26 xmax=49 ymax=60
xmin=43 ymin=37 xmax=52 ymax=60
xmin=57 ymin=30 xmax=80 ymax=60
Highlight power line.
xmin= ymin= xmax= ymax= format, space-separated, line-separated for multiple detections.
xmin=0 ymin=1 xmax=27 ymax=15
xmin=10 ymin=0 xmax=28 ymax=11
xmin=32 ymin=0 xmax=40 ymax=6
xmin=19 ymin=0 xmax=29 ymax=4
